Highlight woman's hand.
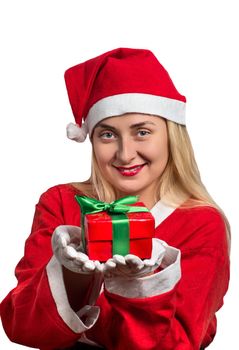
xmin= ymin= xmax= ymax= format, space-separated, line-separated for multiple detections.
xmin=103 ymin=238 xmax=166 ymax=278
xmin=52 ymin=225 xmax=103 ymax=274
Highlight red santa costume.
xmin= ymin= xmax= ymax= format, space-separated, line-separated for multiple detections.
xmin=0 ymin=48 xmax=230 ymax=350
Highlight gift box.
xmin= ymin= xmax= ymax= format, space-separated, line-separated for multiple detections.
xmin=75 ymin=195 xmax=155 ymax=262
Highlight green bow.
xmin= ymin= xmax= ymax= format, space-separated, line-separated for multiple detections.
xmin=75 ymin=195 xmax=149 ymax=257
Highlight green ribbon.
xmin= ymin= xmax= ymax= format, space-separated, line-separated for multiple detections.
xmin=75 ymin=195 xmax=149 ymax=256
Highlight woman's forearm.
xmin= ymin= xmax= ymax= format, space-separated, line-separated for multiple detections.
xmin=62 ymin=266 xmax=95 ymax=312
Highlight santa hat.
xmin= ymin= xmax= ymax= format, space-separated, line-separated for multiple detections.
xmin=65 ymin=47 xmax=186 ymax=142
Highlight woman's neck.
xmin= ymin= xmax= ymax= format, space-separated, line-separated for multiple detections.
xmin=116 ymin=190 xmax=159 ymax=210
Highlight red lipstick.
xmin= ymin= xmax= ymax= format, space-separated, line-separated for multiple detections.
xmin=114 ymin=164 xmax=146 ymax=177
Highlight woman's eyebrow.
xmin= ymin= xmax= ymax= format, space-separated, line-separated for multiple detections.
xmin=96 ymin=121 xmax=156 ymax=130
xmin=95 ymin=123 xmax=117 ymax=131
xmin=129 ymin=121 xmax=156 ymax=129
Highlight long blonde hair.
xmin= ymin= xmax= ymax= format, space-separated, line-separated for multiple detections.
xmin=72 ymin=120 xmax=231 ymax=242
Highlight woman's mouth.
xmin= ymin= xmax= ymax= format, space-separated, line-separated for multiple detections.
xmin=113 ymin=164 xmax=146 ymax=177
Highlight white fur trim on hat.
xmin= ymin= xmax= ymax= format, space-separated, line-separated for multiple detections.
xmin=85 ymin=93 xmax=186 ymax=136
xmin=66 ymin=122 xmax=88 ymax=142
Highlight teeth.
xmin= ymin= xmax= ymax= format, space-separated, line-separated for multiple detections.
xmin=121 ymin=166 xmax=141 ymax=172
xmin=125 ymin=167 xmax=138 ymax=171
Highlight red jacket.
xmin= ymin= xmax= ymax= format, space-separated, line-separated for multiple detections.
xmin=0 ymin=184 xmax=230 ymax=349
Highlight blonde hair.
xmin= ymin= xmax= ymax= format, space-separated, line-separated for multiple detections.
xmin=72 ymin=120 xmax=231 ymax=243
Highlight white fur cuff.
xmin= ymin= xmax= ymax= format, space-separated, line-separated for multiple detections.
xmin=46 ymin=256 xmax=100 ymax=333
xmin=104 ymin=242 xmax=181 ymax=298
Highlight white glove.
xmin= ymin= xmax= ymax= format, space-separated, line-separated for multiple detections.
xmin=52 ymin=225 xmax=103 ymax=274
xmin=103 ymin=238 xmax=166 ymax=278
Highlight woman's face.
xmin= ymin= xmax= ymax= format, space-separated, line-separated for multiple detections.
xmin=92 ymin=113 xmax=169 ymax=202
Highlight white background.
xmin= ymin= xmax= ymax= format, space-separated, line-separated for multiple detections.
xmin=0 ymin=1 xmax=238 ymax=349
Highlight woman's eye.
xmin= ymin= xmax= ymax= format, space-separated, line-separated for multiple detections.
xmin=137 ymin=130 xmax=150 ymax=137
xmin=100 ymin=131 xmax=115 ymax=139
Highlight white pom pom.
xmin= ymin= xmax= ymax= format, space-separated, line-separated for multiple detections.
xmin=66 ymin=122 xmax=88 ymax=142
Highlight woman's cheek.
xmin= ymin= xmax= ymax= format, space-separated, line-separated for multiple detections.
xmin=96 ymin=144 xmax=116 ymax=164
xmin=153 ymin=137 xmax=168 ymax=157
xmin=140 ymin=142 xmax=162 ymax=159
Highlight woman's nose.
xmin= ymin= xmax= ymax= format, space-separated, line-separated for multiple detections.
xmin=116 ymin=137 xmax=137 ymax=164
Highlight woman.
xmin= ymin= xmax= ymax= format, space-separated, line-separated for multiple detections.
xmin=0 ymin=48 xmax=230 ymax=349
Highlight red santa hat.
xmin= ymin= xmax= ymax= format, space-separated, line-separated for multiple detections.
xmin=64 ymin=47 xmax=186 ymax=142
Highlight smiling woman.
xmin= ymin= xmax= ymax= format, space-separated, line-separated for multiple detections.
xmin=91 ymin=114 xmax=169 ymax=208
xmin=0 ymin=48 xmax=230 ymax=350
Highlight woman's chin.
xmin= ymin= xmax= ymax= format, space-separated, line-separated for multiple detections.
xmin=114 ymin=183 xmax=144 ymax=197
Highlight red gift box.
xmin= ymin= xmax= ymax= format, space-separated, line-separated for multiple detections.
xmin=83 ymin=203 xmax=155 ymax=262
